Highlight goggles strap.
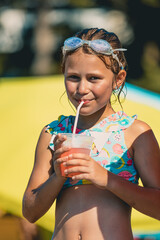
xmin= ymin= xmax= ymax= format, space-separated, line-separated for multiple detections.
xmin=112 ymin=53 xmax=123 ymax=69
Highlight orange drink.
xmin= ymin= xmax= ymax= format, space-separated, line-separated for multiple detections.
xmin=59 ymin=134 xmax=94 ymax=178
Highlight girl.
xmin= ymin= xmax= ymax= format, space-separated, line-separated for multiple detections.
xmin=22 ymin=28 xmax=160 ymax=240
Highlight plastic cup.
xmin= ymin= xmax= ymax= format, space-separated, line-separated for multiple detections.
xmin=60 ymin=133 xmax=94 ymax=178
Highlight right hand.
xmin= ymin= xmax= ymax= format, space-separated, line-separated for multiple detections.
xmin=53 ymin=133 xmax=70 ymax=179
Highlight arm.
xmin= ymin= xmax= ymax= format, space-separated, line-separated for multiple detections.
xmin=106 ymin=120 xmax=160 ymax=220
xmin=22 ymin=128 xmax=66 ymax=223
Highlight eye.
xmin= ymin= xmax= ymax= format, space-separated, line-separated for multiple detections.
xmin=89 ymin=75 xmax=102 ymax=81
xmin=90 ymin=76 xmax=98 ymax=80
xmin=66 ymin=75 xmax=80 ymax=81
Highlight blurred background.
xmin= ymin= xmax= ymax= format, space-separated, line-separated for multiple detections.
xmin=0 ymin=0 xmax=160 ymax=240
xmin=0 ymin=0 xmax=160 ymax=92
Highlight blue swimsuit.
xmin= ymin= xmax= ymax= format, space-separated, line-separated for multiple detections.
xmin=46 ymin=111 xmax=139 ymax=188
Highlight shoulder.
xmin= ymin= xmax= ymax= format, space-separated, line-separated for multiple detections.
xmin=128 ymin=119 xmax=159 ymax=151
xmin=36 ymin=125 xmax=53 ymax=152
xmin=127 ymin=118 xmax=152 ymax=142
xmin=130 ymin=119 xmax=151 ymax=135
xmin=124 ymin=117 xmax=154 ymax=151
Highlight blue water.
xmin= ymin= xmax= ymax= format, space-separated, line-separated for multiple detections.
xmin=126 ymin=83 xmax=160 ymax=110
xmin=134 ymin=231 xmax=160 ymax=239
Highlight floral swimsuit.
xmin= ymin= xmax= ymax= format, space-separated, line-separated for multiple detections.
xmin=46 ymin=111 xmax=139 ymax=188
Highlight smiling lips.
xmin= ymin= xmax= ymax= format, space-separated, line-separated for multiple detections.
xmin=78 ymin=99 xmax=91 ymax=104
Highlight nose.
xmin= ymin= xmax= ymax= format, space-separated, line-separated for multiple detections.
xmin=77 ymin=78 xmax=89 ymax=95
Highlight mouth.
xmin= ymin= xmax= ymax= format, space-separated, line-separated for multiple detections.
xmin=78 ymin=99 xmax=91 ymax=105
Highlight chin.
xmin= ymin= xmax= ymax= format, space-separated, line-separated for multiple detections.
xmin=79 ymin=109 xmax=96 ymax=116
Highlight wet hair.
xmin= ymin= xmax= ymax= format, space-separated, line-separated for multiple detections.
xmin=61 ymin=28 xmax=128 ymax=107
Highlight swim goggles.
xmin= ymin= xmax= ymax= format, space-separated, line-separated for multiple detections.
xmin=63 ymin=37 xmax=127 ymax=69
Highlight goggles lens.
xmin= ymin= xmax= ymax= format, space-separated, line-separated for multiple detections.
xmin=63 ymin=37 xmax=127 ymax=69
xmin=90 ymin=39 xmax=112 ymax=54
xmin=64 ymin=37 xmax=82 ymax=50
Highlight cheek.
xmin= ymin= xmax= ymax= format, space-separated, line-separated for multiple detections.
xmin=94 ymin=82 xmax=113 ymax=97
xmin=65 ymin=81 xmax=77 ymax=98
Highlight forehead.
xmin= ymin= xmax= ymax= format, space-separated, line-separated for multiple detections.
xmin=64 ymin=49 xmax=111 ymax=73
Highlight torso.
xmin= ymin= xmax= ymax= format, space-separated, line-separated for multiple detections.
xmin=53 ymin=185 xmax=133 ymax=240
xmin=46 ymin=112 xmax=138 ymax=240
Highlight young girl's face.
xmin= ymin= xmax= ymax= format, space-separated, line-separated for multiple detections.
xmin=64 ymin=49 xmax=116 ymax=116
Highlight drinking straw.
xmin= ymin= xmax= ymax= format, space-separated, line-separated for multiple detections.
xmin=73 ymin=101 xmax=84 ymax=134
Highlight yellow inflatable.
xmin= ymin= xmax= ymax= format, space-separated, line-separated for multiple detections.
xmin=0 ymin=76 xmax=160 ymax=236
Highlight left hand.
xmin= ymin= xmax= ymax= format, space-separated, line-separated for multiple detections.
xmin=63 ymin=152 xmax=108 ymax=189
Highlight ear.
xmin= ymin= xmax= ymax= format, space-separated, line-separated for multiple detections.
xmin=113 ymin=70 xmax=126 ymax=90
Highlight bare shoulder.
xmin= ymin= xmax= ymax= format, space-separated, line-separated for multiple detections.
xmin=40 ymin=124 xmax=52 ymax=140
xmin=130 ymin=119 xmax=151 ymax=135
xmin=125 ymin=119 xmax=152 ymax=146
xmin=25 ymin=125 xmax=53 ymax=191
xmin=34 ymin=125 xmax=53 ymax=169
xmin=36 ymin=125 xmax=52 ymax=151
xmin=129 ymin=119 xmax=159 ymax=148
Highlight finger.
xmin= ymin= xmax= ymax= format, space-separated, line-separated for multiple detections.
xmin=53 ymin=133 xmax=60 ymax=144
xmin=68 ymin=153 xmax=91 ymax=161
xmin=53 ymin=145 xmax=70 ymax=159
xmin=64 ymin=166 xmax=88 ymax=175
xmin=55 ymin=156 xmax=68 ymax=164
xmin=64 ymin=159 xmax=89 ymax=167
xmin=72 ymin=173 xmax=90 ymax=181
xmin=53 ymin=134 xmax=67 ymax=150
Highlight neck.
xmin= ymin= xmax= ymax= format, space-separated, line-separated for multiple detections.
xmin=77 ymin=106 xmax=115 ymax=130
